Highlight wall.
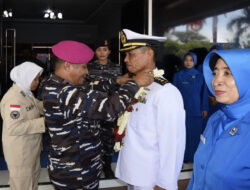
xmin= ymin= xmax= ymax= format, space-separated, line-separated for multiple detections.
xmin=3 ymin=19 xmax=98 ymax=44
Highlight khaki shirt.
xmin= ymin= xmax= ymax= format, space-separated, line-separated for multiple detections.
xmin=0 ymin=84 xmax=45 ymax=174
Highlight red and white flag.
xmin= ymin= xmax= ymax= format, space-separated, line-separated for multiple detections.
xmin=10 ymin=105 xmax=21 ymax=111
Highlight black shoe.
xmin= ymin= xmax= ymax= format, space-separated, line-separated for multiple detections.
xmin=103 ymin=166 xmax=115 ymax=179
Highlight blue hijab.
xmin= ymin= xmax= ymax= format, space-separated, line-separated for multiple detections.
xmin=183 ymin=52 xmax=199 ymax=75
xmin=209 ymin=44 xmax=223 ymax=52
xmin=203 ymin=49 xmax=250 ymax=122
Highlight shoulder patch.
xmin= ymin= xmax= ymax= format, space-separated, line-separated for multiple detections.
xmin=10 ymin=111 xmax=20 ymax=119
xmin=154 ymin=77 xmax=169 ymax=85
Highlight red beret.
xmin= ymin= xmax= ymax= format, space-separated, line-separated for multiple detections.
xmin=52 ymin=40 xmax=94 ymax=64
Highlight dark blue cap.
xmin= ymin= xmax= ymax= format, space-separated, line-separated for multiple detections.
xmin=93 ymin=40 xmax=110 ymax=50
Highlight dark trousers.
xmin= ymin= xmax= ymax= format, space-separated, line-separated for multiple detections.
xmin=100 ymin=121 xmax=115 ymax=166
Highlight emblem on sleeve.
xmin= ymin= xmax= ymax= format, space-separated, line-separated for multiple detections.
xmin=10 ymin=105 xmax=21 ymax=111
xmin=10 ymin=111 xmax=20 ymax=119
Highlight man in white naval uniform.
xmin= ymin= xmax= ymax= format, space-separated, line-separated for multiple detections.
xmin=115 ymin=29 xmax=186 ymax=190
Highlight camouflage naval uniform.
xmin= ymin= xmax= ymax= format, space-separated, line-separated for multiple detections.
xmin=87 ymin=60 xmax=121 ymax=176
xmin=87 ymin=60 xmax=121 ymax=82
xmin=42 ymin=74 xmax=138 ymax=190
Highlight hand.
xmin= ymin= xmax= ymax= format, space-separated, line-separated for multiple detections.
xmin=209 ymin=96 xmax=217 ymax=107
xmin=132 ymin=70 xmax=154 ymax=87
xmin=154 ymin=185 xmax=166 ymax=190
xmin=116 ymin=73 xmax=131 ymax=85
xmin=202 ymin=110 xmax=208 ymax=119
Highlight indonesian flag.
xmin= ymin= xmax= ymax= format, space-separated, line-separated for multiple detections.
xmin=10 ymin=105 xmax=21 ymax=111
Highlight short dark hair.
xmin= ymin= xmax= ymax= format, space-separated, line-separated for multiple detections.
xmin=139 ymin=46 xmax=158 ymax=62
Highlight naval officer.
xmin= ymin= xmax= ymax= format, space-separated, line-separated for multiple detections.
xmin=115 ymin=29 xmax=186 ymax=190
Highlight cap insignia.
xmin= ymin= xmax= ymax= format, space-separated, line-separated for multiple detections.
xmin=121 ymin=32 xmax=126 ymax=45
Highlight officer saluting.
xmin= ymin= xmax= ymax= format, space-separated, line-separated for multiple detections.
xmin=41 ymin=40 xmax=153 ymax=190
xmin=115 ymin=29 xmax=186 ymax=190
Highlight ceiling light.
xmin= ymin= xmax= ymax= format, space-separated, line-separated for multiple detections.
xmin=3 ymin=10 xmax=8 ymax=17
xmin=2 ymin=9 xmax=13 ymax=18
xmin=49 ymin=12 xmax=55 ymax=19
xmin=44 ymin=8 xmax=63 ymax=20
xmin=57 ymin=12 xmax=63 ymax=19
xmin=8 ymin=11 xmax=12 ymax=17
xmin=44 ymin=13 xmax=49 ymax=18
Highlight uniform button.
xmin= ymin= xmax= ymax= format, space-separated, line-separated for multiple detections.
xmin=201 ymin=165 xmax=204 ymax=169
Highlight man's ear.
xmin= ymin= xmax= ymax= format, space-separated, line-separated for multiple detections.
xmin=64 ymin=62 xmax=71 ymax=72
xmin=147 ymin=48 xmax=154 ymax=59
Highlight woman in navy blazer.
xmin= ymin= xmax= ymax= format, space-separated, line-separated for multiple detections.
xmin=188 ymin=49 xmax=250 ymax=190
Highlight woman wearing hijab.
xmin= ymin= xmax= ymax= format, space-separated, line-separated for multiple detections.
xmin=187 ymin=49 xmax=250 ymax=190
xmin=207 ymin=44 xmax=223 ymax=117
xmin=173 ymin=52 xmax=208 ymax=162
xmin=0 ymin=61 xmax=45 ymax=190
xmin=197 ymin=45 xmax=223 ymax=130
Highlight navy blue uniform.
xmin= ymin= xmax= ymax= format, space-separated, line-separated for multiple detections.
xmin=87 ymin=60 xmax=121 ymax=171
xmin=188 ymin=49 xmax=250 ymax=190
xmin=173 ymin=53 xmax=208 ymax=162
xmin=42 ymin=74 xmax=138 ymax=189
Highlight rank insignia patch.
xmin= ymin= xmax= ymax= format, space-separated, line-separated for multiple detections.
xmin=10 ymin=111 xmax=20 ymax=119
xmin=154 ymin=77 xmax=169 ymax=85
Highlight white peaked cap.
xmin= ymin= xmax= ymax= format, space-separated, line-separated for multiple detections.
xmin=123 ymin=29 xmax=166 ymax=42
xmin=120 ymin=29 xmax=166 ymax=51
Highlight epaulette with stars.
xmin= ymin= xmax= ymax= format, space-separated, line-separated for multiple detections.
xmin=154 ymin=77 xmax=169 ymax=85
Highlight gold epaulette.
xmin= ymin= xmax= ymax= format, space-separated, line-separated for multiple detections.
xmin=154 ymin=77 xmax=169 ymax=85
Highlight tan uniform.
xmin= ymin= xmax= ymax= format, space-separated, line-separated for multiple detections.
xmin=0 ymin=84 xmax=45 ymax=190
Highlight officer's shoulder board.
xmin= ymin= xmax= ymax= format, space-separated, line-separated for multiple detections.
xmin=154 ymin=77 xmax=169 ymax=85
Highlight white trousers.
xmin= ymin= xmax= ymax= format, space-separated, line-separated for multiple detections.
xmin=127 ymin=184 xmax=154 ymax=190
